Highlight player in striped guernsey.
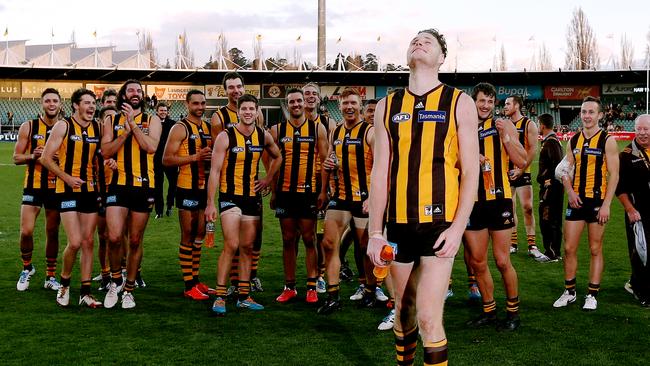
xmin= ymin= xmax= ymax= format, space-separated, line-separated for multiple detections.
xmin=163 ymin=90 xmax=213 ymax=300
xmin=368 ymin=29 xmax=479 ymax=366
xmin=41 ymin=88 xmax=103 ymax=308
xmin=13 ymin=88 xmax=62 ymax=292
xmin=317 ymin=88 xmax=375 ymax=315
xmin=553 ymin=96 xmax=619 ymax=311
xmin=464 ymin=83 xmax=526 ymax=331
xmin=101 ymin=80 xmax=162 ymax=309
xmin=270 ymin=88 xmax=328 ymax=304
xmin=303 ymin=82 xmax=337 ymax=293
xmin=205 ymin=94 xmax=282 ymax=314
xmin=503 ymin=95 xmax=547 ymax=261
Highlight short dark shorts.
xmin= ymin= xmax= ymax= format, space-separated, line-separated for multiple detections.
xmin=219 ymin=193 xmax=262 ymax=217
xmin=106 ymin=186 xmax=155 ymax=213
xmin=175 ymin=188 xmax=207 ymax=211
xmin=275 ymin=191 xmax=317 ymax=219
xmin=466 ymin=199 xmax=515 ymax=231
xmin=565 ymin=197 xmax=603 ymax=223
xmin=326 ymin=198 xmax=367 ymax=219
xmin=56 ymin=191 xmax=100 ymax=213
xmin=509 ymin=172 xmax=532 ymax=188
xmin=22 ymin=188 xmax=58 ymax=210
xmin=385 ymin=221 xmax=452 ymax=263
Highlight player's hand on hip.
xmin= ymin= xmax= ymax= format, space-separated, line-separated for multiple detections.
xmin=434 ymin=225 xmax=463 ymax=258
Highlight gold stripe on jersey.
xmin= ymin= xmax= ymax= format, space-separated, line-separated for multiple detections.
xmin=220 ymin=126 xmax=264 ymax=197
xmin=216 ymin=106 xmax=238 ymax=131
xmin=571 ymin=129 xmax=609 ymax=199
xmin=477 ymin=118 xmax=511 ymax=201
xmin=330 ymin=121 xmax=373 ymax=202
xmin=384 ymin=85 xmax=462 ymax=223
xmin=177 ymin=119 xmax=212 ymax=190
xmin=56 ymin=117 xmax=100 ymax=193
xmin=109 ymin=113 xmax=155 ymax=188
xmin=23 ymin=117 xmax=56 ymax=189
xmin=277 ymin=119 xmax=318 ymax=194
xmin=509 ymin=116 xmax=532 ymax=173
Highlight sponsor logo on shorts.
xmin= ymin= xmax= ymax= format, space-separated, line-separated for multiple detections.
xmin=231 ymin=146 xmax=245 ymax=153
xmin=183 ymin=199 xmax=199 ymax=208
xmin=275 ymin=207 xmax=286 ymax=215
xmin=106 ymin=195 xmax=117 ymax=203
xmin=566 ymin=208 xmax=572 ymax=216
xmin=147 ymin=197 xmax=155 ymax=203
xmin=22 ymin=195 xmax=34 ymax=202
xmin=391 ymin=112 xmax=411 ymax=123
xmin=417 ymin=110 xmax=446 ymax=123
xmin=61 ymin=200 xmax=77 ymax=209
xmin=504 ymin=219 xmax=512 ymax=224
xmin=220 ymin=201 xmax=236 ymax=209
xmin=327 ymin=200 xmax=337 ymax=208
xmin=502 ymin=211 xmax=511 ymax=218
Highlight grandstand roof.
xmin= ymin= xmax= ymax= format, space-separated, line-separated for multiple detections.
xmin=70 ymin=46 xmax=114 ymax=62
xmin=25 ymin=43 xmax=74 ymax=59
xmin=0 ymin=66 xmax=646 ymax=89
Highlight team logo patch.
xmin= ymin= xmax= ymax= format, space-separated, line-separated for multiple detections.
xmin=189 ymin=133 xmax=199 ymax=140
xmin=327 ymin=200 xmax=337 ymax=208
xmin=33 ymin=134 xmax=45 ymax=140
xmin=479 ymin=127 xmax=498 ymax=139
xmin=183 ymin=199 xmax=199 ymax=207
xmin=502 ymin=211 xmax=511 ymax=218
xmin=566 ymin=208 xmax=572 ymax=216
xmin=275 ymin=207 xmax=286 ymax=215
xmin=70 ymin=135 xmax=82 ymax=141
xmin=280 ymin=137 xmax=293 ymax=143
xmin=391 ymin=112 xmax=411 ymax=123
xmin=345 ymin=138 xmax=362 ymax=145
xmin=22 ymin=195 xmax=34 ymax=202
xmin=424 ymin=204 xmax=444 ymax=216
xmin=333 ymin=139 xmax=343 ymax=146
xmin=106 ymin=195 xmax=117 ymax=203
xmin=147 ymin=197 xmax=155 ymax=203
xmin=61 ymin=200 xmax=77 ymax=209
xmin=114 ymin=125 xmax=125 ymax=131
xmin=584 ymin=148 xmax=602 ymax=156
xmin=231 ymin=146 xmax=245 ymax=153
xmin=248 ymin=145 xmax=264 ymax=153
xmin=417 ymin=110 xmax=446 ymax=123
xmin=573 ymin=148 xmax=580 ymax=155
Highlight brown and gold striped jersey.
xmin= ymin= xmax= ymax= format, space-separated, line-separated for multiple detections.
xmin=329 ymin=121 xmax=373 ymax=202
xmin=109 ymin=113 xmax=155 ymax=188
xmin=477 ymin=118 xmax=512 ymax=201
xmin=571 ymin=128 xmax=609 ymax=199
xmin=56 ymin=117 xmax=100 ymax=193
xmin=276 ymin=119 xmax=318 ymax=194
xmin=23 ymin=117 xmax=56 ymax=189
xmin=220 ymin=126 xmax=265 ymax=197
xmin=176 ymin=119 xmax=212 ymax=190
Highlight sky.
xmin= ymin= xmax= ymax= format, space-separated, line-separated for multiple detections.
xmin=1 ymin=0 xmax=649 ymax=71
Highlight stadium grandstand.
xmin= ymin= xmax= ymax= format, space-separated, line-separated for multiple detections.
xmin=0 ymin=64 xmax=648 ymax=137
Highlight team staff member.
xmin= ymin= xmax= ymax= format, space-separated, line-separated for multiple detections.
xmin=537 ymin=114 xmax=564 ymax=261
xmin=553 ymin=96 xmax=619 ymax=311
xmin=464 ymin=83 xmax=526 ymax=331
xmin=101 ymin=79 xmax=161 ymax=309
xmin=616 ymin=114 xmax=650 ymax=307
xmin=368 ymin=29 xmax=479 ymax=366
xmin=154 ymin=102 xmax=178 ymax=218
xmin=317 ymin=88 xmax=375 ymax=315
xmin=14 ymin=88 xmax=62 ymax=292
xmin=205 ymin=94 xmax=282 ymax=315
xmin=504 ymin=95 xmax=546 ymax=261
xmin=41 ymin=88 xmax=102 ymax=308
xmin=163 ymin=90 xmax=213 ymax=300
xmin=270 ymin=88 xmax=328 ymax=304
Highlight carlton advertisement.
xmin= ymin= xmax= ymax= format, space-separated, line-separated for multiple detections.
xmin=544 ymin=85 xmax=600 ymax=100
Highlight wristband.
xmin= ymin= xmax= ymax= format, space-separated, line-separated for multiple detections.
xmin=369 ymin=230 xmax=383 ymax=237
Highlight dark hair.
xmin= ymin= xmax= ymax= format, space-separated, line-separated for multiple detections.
xmin=100 ymin=105 xmax=118 ymax=120
xmin=222 ymin=71 xmax=244 ymax=89
xmin=155 ymin=101 xmax=169 ymax=110
xmin=472 ymin=82 xmax=497 ymax=101
xmin=418 ymin=28 xmax=448 ymax=58
xmin=101 ymin=88 xmax=117 ymax=104
xmin=365 ymin=99 xmax=378 ymax=106
xmin=538 ymin=113 xmax=554 ymax=129
xmin=41 ymin=88 xmax=61 ymax=99
xmin=582 ymin=96 xmax=602 ymax=112
xmin=507 ymin=95 xmax=524 ymax=110
xmin=70 ymin=88 xmax=96 ymax=111
xmin=238 ymin=94 xmax=259 ymax=109
xmin=339 ymin=87 xmax=361 ymax=100
xmin=185 ymin=89 xmax=205 ymax=102
xmin=285 ymin=88 xmax=304 ymax=99
xmin=117 ymin=79 xmax=145 ymax=110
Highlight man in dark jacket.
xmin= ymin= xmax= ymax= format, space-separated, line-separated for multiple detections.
xmin=154 ymin=102 xmax=178 ymax=218
xmin=616 ymin=114 xmax=650 ymax=307
xmin=537 ymin=114 xmax=564 ymax=261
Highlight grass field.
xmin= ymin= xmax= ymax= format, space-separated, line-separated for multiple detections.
xmin=0 ymin=141 xmax=648 ymax=366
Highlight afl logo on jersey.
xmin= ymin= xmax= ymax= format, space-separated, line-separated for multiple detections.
xmin=231 ymin=146 xmax=245 ymax=153
xmin=280 ymin=137 xmax=293 ymax=143
xmin=391 ymin=112 xmax=411 ymax=123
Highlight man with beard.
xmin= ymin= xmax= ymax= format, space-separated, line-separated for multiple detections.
xmin=617 ymin=114 xmax=650 ymax=307
xmin=206 ymin=94 xmax=282 ymax=315
xmin=13 ymin=88 xmax=62 ymax=292
xmin=41 ymin=88 xmax=102 ymax=308
xmin=163 ymin=90 xmax=213 ymax=300
xmin=271 ymin=88 xmax=328 ymax=304
xmin=464 ymin=83 xmax=526 ymax=331
xmin=101 ymin=80 xmax=161 ymax=309
xmin=154 ymin=101 xmax=178 ymax=219
xmin=503 ymin=95 xmax=547 ymax=261
xmin=367 ymin=29 xmax=479 ymax=365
